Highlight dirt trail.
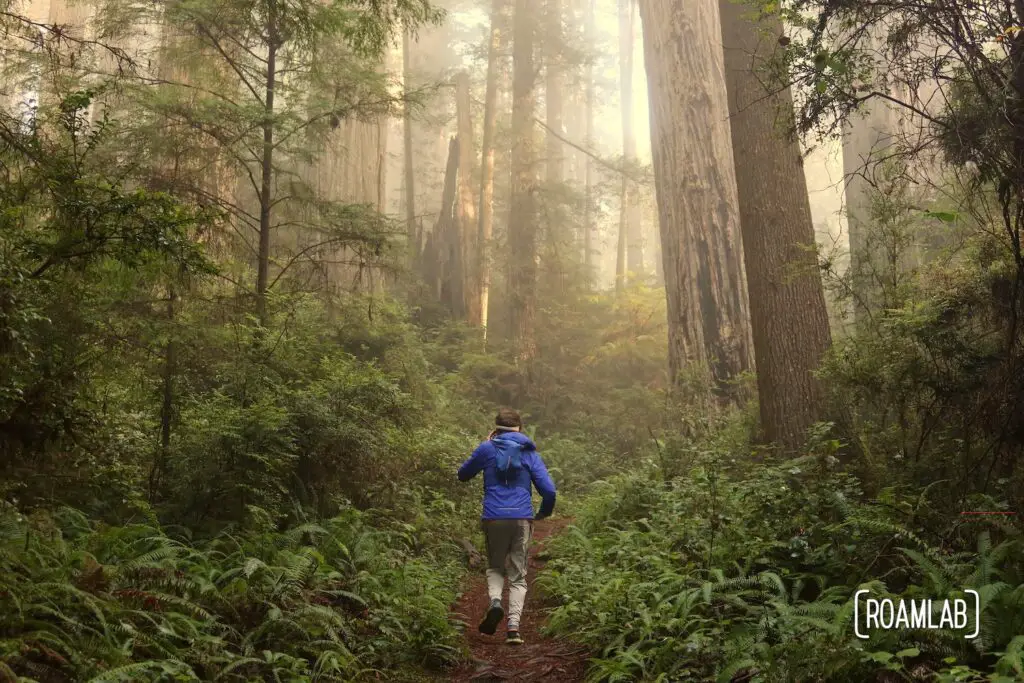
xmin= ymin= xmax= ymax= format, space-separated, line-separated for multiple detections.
xmin=449 ymin=516 xmax=588 ymax=682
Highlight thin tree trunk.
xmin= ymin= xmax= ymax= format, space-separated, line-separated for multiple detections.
xmin=638 ymin=0 xmax=752 ymax=392
xmin=150 ymin=285 xmax=176 ymax=502
xmin=436 ymin=137 xmax=463 ymax=315
xmin=583 ymin=0 xmax=595 ymax=288
xmin=615 ymin=0 xmax=631 ymax=293
xmin=719 ymin=0 xmax=832 ymax=448
xmin=615 ymin=198 xmax=627 ymax=294
xmin=456 ymin=71 xmax=482 ymax=325
xmin=545 ymin=0 xmax=565 ymax=292
xmin=478 ymin=0 xmax=507 ymax=340
xmin=510 ymin=0 xmax=539 ymax=363
xmin=255 ymin=0 xmax=278 ymax=325
xmin=422 ymin=231 xmax=440 ymax=298
xmin=545 ymin=0 xmax=563 ymax=184
xmin=403 ymin=29 xmax=418 ymax=265
xmin=376 ymin=120 xmax=387 ymax=213
xmin=621 ymin=0 xmax=642 ymax=278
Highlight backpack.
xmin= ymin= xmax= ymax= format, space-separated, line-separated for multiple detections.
xmin=491 ymin=436 xmax=524 ymax=484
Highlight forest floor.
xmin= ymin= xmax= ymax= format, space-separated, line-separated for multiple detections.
xmin=448 ymin=516 xmax=589 ymax=682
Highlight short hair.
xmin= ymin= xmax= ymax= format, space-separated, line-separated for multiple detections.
xmin=495 ymin=407 xmax=523 ymax=429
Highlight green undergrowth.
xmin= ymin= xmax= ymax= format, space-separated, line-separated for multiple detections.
xmin=537 ymin=431 xmax=1024 ymax=683
xmin=0 ymin=499 xmax=468 ymax=682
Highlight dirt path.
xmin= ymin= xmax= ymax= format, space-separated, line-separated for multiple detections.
xmin=449 ymin=516 xmax=589 ymax=682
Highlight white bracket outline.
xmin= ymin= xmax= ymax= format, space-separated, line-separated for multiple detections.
xmin=964 ymin=590 xmax=980 ymax=639
xmin=854 ymin=589 xmax=870 ymax=639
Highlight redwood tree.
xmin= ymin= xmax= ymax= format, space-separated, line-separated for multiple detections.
xmin=719 ymin=0 xmax=832 ymax=448
xmin=638 ymin=0 xmax=752 ymax=390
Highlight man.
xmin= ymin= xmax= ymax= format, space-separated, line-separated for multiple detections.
xmin=457 ymin=408 xmax=556 ymax=646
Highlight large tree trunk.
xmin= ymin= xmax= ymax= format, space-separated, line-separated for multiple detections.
xmin=456 ymin=72 xmax=482 ymax=325
xmin=638 ymin=0 xmax=752 ymax=391
xmin=479 ymin=0 xmax=507 ymax=340
xmin=403 ymin=29 xmax=418 ymax=266
xmin=583 ymin=0 xmax=596 ymax=288
xmin=509 ymin=0 xmax=539 ymax=363
xmin=719 ymin=0 xmax=833 ymax=449
xmin=617 ymin=0 xmax=642 ymax=293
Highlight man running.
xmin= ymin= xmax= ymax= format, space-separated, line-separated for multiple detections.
xmin=457 ymin=408 xmax=557 ymax=645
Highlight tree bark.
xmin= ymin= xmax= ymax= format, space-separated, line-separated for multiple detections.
xmin=403 ymin=28 xmax=418 ymax=266
xmin=638 ymin=0 xmax=752 ymax=391
xmin=479 ymin=0 xmax=507 ymax=340
xmin=255 ymin=0 xmax=278 ymax=326
xmin=719 ymin=0 xmax=833 ymax=449
xmin=648 ymin=191 xmax=664 ymax=286
xmin=456 ymin=72 xmax=481 ymax=325
xmin=510 ymin=0 xmax=539 ymax=363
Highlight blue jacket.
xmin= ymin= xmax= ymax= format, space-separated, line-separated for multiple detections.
xmin=458 ymin=431 xmax=556 ymax=520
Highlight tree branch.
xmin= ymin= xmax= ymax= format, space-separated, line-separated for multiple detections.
xmin=532 ymin=116 xmax=648 ymax=182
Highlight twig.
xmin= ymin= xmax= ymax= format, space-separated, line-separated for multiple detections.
xmin=532 ymin=117 xmax=648 ymax=182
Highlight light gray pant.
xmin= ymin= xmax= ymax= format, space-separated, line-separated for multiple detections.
xmin=482 ymin=519 xmax=533 ymax=630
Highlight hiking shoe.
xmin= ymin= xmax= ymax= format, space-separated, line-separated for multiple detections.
xmin=478 ymin=598 xmax=504 ymax=635
xmin=505 ymin=630 xmax=524 ymax=645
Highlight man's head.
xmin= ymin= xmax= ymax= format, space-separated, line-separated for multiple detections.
xmin=494 ymin=407 xmax=522 ymax=432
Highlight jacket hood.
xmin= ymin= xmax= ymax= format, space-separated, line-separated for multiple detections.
xmin=492 ymin=431 xmax=536 ymax=450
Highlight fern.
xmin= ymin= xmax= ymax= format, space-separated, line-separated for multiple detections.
xmin=86 ymin=659 xmax=196 ymax=682
xmin=0 ymin=500 xmax=464 ymax=681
